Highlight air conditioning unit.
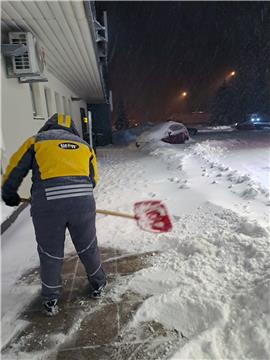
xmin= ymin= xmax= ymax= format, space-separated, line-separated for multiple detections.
xmin=8 ymin=32 xmax=47 ymax=81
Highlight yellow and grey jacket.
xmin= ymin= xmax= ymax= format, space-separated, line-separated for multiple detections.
xmin=2 ymin=113 xmax=98 ymax=214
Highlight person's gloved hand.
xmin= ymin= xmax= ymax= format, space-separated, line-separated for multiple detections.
xmin=2 ymin=193 xmax=21 ymax=207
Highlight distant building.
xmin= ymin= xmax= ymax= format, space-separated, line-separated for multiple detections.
xmin=1 ymin=1 xmax=111 ymax=195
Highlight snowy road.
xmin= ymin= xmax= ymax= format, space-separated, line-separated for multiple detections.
xmin=2 ymin=129 xmax=270 ymax=359
xmin=191 ymin=129 xmax=270 ymax=189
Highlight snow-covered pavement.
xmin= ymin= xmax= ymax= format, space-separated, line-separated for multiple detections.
xmin=190 ymin=128 xmax=270 ymax=189
xmin=1 ymin=128 xmax=270 ymax=359
xmin=95 ymin=129 xmax=270 ymax=359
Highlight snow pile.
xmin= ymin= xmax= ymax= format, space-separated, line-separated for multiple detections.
xmin=191 ymin=141 xmax=226 ymax=163
xmin=170 ymin=278 xmax=270 ymax=360
xmin=190 ymin=140 xmax=270 ymax=198
xmin=123 ymin=203 xmax=270 ymax=359
xmin=148 ymin=138 xmax=269 ymax=206
xmin=192 ymin=136 xmax=270 ymax=189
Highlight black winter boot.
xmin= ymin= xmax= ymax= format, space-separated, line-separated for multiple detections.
xmin=43 ymin=298 xmax=59 ymax=316
xmin=89 ymin=280 xmax=107 ymax=299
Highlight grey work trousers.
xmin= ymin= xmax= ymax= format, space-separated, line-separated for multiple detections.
xmin=32 ymin=206 xmax=106 ymax=300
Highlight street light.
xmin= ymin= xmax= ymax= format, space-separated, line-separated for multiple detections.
xmin=181 ymin=91 xmax=187 ymax=97
xmin=223 ymin=70 xmax=236 ymax=85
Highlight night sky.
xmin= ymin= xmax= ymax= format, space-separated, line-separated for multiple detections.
xmin=96 ymin=1 xmax=269 ymax=124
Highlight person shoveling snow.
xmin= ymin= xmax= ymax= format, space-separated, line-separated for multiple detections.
xmin=2 ymin=113 xmax=107 ymax=315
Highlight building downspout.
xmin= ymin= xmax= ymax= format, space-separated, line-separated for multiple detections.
xmin=84 ymin=1 xmax=108 ymax=104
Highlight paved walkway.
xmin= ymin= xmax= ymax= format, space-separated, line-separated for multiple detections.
xmin=2 ymin=248 xmax=182 ymax=360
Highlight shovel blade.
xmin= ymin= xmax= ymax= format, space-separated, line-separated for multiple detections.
xmin=134 ymin=200 xmax=172 ymax=233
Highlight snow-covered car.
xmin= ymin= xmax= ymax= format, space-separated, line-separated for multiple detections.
xmin=162 ymin=123 xmax=189 ymax=143
xmin=136 ymin=121 xmax=189 ymax=148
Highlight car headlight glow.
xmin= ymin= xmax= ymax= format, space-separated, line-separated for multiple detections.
xmin=251 ymin=118 xmax=255 ymax=122
xmin=257 ymin=118 xmax=260 ymax=121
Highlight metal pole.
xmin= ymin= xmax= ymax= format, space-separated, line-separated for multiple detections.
xmin=88 ymin=110 xmax=93 ymax=148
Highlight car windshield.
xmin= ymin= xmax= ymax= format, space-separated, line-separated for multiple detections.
xmin=168 ymin=124 xmax=184 ymax=131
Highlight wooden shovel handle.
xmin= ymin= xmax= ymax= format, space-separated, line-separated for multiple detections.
xmin=20 ymin=198 xmax=135 ymax=220
xmin=96 ymin=209 xmax=135 ymax=219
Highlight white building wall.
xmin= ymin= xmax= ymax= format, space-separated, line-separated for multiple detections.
xmin=1 ymin=55 xmax=87 ymax=197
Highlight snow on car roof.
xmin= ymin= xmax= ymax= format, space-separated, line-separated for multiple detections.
xmin=137 ymin=121 xmax=188 ymax=143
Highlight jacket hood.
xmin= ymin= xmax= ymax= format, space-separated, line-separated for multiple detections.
xmin=38 ymin=113 xmax=81 ymax=137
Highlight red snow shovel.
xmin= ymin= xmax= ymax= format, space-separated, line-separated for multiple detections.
xmin=98 ymin=200 xmax=172 ymax=233
xmin=21 ymin=198 xmax=172 ymax=233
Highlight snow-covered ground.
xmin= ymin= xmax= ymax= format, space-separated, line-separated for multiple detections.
xmin=192 ymin=128 xmax=270 ymax=189
xmin=1 ymin=209 xmax=40 ymax=348
xmin=1 ymin=127 xmax=270 ymax=358
xmin=1 ymin=202 xmax=19 ymax=223
xmin=96 ymin=128 xmax=270 ymax=359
